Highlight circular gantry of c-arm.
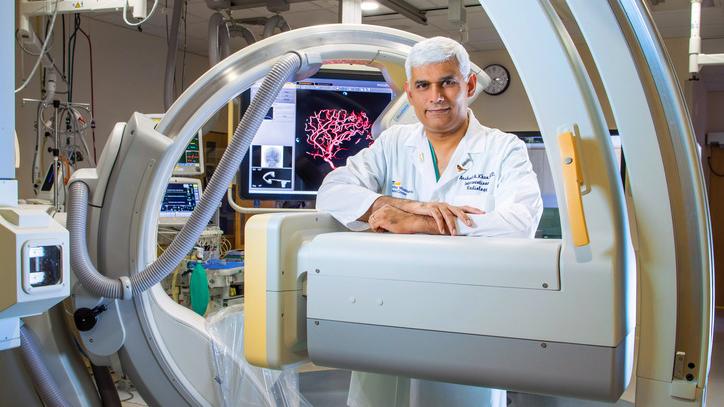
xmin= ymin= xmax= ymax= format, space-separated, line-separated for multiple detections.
xmin=86 ymin=0 xmax=713 ymax=405
xmin=93 ymin=24 xmax=429 ymax=406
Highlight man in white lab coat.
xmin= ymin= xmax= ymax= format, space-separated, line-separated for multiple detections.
xmin=317 ymin=38 xmax=542 ymax=238
xmin=317 ymin=36 xmax=543 ymax=407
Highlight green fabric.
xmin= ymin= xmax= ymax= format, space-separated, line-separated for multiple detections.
xmin=428 ymin=140 xmax=440 ymax=181
xmin=190 ymin=263 xmax=210 ymax=316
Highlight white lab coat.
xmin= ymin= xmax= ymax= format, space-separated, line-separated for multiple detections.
xmin=317 ymin=110 xmax=543 ymax=237
xmin=316 ymin=111 xmax=543 ymax=407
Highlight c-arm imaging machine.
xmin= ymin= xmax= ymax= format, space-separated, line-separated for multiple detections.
xmin=1 ymin=1 xmax=714 ymax=406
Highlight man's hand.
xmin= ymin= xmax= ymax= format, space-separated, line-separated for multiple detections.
xmin=398 ymin=201 xmax=484 ymax=235
xmin=368 ymin=204 xmax=440 ymax=234
xmin=362 ymin=196 xmax=485 ymax=235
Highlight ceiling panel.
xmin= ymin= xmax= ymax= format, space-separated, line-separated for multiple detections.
xmin=185 ymin=1 xmax=216 ymax=20
xmin=362 ymin=5 xmax=395 ymax=16
xmin=283 ymin=2 xmax=324 ymax=11
xmin=228 ymin=5 xmax=273 ymax=17
xmin=281 ymin=8 xmax=339 ymax=28
xmin=465 ymin=8 xmax=493 ymax=30
xmin=364 ymin=13 xmax=408 ymax=23
xmin=425 ymin=9 xmax=456 ymax=29
xmin=466 ymin=40 xmax=504 ymax=52
xmin=424 ymin=0 xmax=479 ymax=8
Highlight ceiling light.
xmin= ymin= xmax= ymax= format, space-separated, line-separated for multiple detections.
xmin=361 ymin=1 xmax=380 ymax=11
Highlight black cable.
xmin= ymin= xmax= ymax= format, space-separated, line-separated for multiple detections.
xmin=68 ymin=23 xmax=73 ymax=101
xmin=62 ymin=15 xmax=66 ymax=78
xmin=67 ymin=15 xmax=81 ymax=103
xmin=73 ymin=18 xmax=97 ymax=161
xmin=69 ymin=14 xmax=83 ymax=103
xmin=708 ymin=155 xmax=724 ymax=177
xmin=181 ymin=0 xmax=188 ymax=93
xmin=620 ymin=149 xmax=627 ymax=189
xmin=41 ymin=67 xmax=46 ymax=98
xmin=89 ymin=364 xmax=122 ymax=407
xmin=164 ymin=0 xmax=169 ymax=41
xmin=40 ymin=17 xmax=50 ymax=100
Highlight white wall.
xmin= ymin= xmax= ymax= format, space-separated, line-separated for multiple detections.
xmin=468 ymin=37 xmax=691 ymax=133
xmin=14 ymin=15 xmax=210 ymax=198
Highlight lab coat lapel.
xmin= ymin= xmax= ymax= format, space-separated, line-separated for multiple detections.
xmin=434 ymin=112 xmax=485 ymax=191
xmin=434 ymin=134 xmax=474 ymax=191
xmin=436 ymin=150 xmax=470 ymax=189
xmin=405 ymin=128 xmax=436 ymax=199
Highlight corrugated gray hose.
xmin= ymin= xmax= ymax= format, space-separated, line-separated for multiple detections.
xmin=68 ymin=52 xmax=303 ymax=299
xmin=19 ymin=325 xmax=71 ymax=407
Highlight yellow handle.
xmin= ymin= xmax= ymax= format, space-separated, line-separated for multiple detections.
xmin=558 ymin=131 xmax=590 ymax=247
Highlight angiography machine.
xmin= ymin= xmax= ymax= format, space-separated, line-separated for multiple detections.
xmin=0 ymin=1 xmax=714 ymax=406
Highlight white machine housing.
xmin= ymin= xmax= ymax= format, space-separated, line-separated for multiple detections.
xmin=145 ymin=114 xmax=205 ymax=177
xmin=0 ymin=207 xmax=70 ymax=350
xmin=244 ymin=210 xmax=632 ymax=401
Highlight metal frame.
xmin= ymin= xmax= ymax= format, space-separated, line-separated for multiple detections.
xmin=610 ymin=0 xmax=713 ymax=403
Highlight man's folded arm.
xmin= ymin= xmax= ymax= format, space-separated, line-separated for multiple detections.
xmin=456 ymin=204 xmax=539 ymax=238
xmin=316 ymin=138 xmax=388 ymax=230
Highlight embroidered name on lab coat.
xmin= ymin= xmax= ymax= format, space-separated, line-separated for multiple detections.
xmin=391 ymin=180 xmax=414 ymax=196
xmin=459 ymin=171 xmax=495 ymax=192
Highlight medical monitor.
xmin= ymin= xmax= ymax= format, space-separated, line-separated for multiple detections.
xmin=174 ymin=133 xmax=204 ymax=176
xmin=40 ymin=163 xmax=55 ymax=192
xmin=35 ymin=162 xmax=57 ymax=201
xmin=159 ymin=178 xmax=202 ymax=225
xmin=146 ymin=113 xmax=205 ymax=176
xmin=239 ymin=69 xmax=394 ymax=201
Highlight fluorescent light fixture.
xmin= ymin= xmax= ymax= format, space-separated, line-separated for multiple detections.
xmin=361 ymin=1 xmax=380 ymax=11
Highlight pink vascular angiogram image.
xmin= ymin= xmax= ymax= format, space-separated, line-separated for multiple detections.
xmin=304 ymin=109 xmax=373 ymax=169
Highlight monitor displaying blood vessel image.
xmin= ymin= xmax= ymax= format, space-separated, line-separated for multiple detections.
xmin=301 ymin=108 xmax=372 ymax=170
xmin=239 ymin=69 xmax=393 ymax=201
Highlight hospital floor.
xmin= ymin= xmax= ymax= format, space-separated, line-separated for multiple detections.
xmin=119 ymin=309 xmax=724 ymax=406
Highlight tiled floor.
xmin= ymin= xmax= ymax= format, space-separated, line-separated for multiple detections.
xmin=117 ymin=376 xmax=148 ymax=407
xmin=119 ymin=390 xmax=147 ymax=407
xmin=118 ymin=309 xmax=724 ymax=406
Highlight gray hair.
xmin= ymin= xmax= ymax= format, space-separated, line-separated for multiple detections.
xmin=405 ymin=36 xmax=472 ymax=80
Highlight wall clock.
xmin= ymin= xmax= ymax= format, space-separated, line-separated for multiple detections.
xmin=483 ymin=63 xmax=510 ymax=95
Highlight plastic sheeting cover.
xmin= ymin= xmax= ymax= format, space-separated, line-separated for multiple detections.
xmin=207 ymin=305 xmax=312 ymax=407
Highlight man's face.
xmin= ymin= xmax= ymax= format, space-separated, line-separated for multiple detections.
xmin=404 ymin=59 xmax=477 ymax=136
